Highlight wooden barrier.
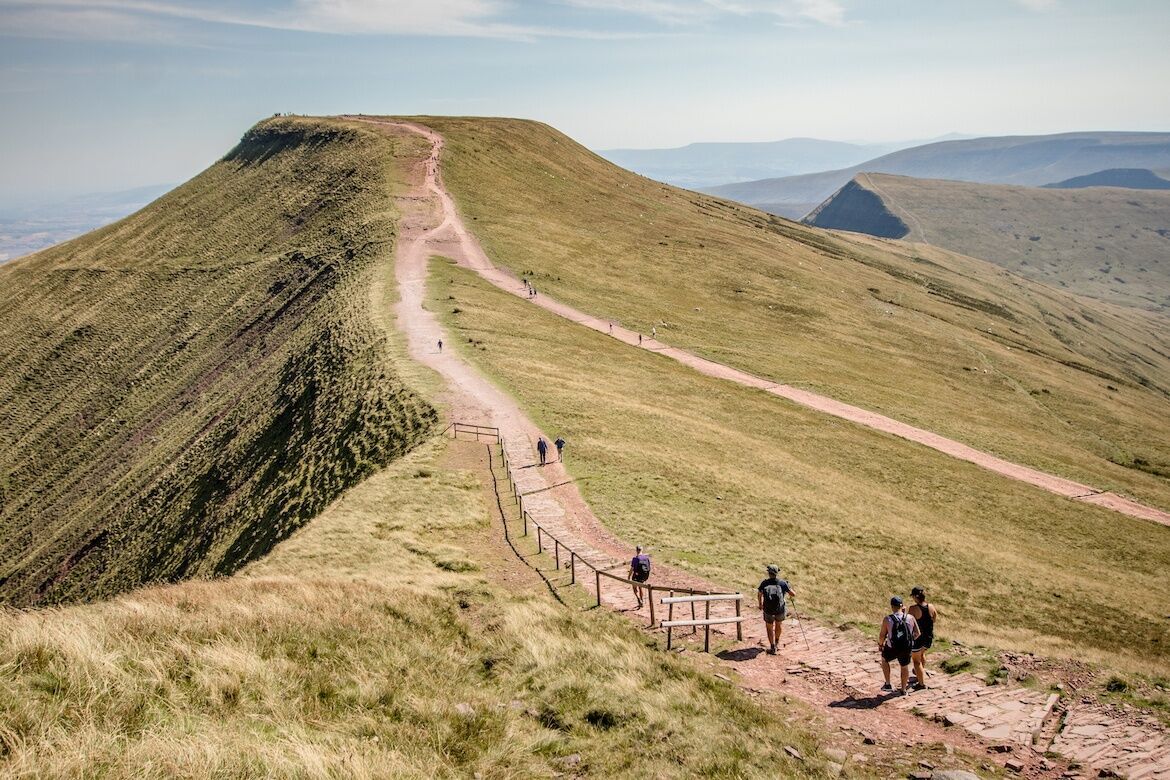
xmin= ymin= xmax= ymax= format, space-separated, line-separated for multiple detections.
xmin=661 ymin=593 xmax=745 ymax=651
xmin=447 ymin=422 xmax=500 ymax=442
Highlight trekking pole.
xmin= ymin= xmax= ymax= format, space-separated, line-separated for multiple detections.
xmin=791 ymin=598 xmax=811 ymax=651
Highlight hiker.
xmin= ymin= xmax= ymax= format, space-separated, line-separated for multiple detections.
xmin=629 ymin=545 xmax=651 ymax=608
xmin=554 ymin=436 xmax=566 ymax=462
xmin=438 ymin=339 xmax=443 ymax=353
xmin=609 ymin=321 xmax=613 ymax=335
xmin=908 ymin=586 xmax=937 ymax=690
xmin=878 ymin=596 xmax=920 ymax=694
xmin=757 ymin=565 xmax=795 ymax=655
xmin=536 ymin=436 xmax=548 ymax=466
xmin=638 ymin=333 xmax=643 ymax=345
xmin=651 ymin=326 xmax=657 ymax=340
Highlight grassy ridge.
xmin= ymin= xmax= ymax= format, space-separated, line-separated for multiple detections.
xmin=0 ymin=117 xmax=435 ymax=606
xmin=431 ymin=260 xmax=1170 ymax=676
xmin=419 ymin=116 xmax=1170 ymax=513
xmin=0 ymin=438 xmax=838 ymax=778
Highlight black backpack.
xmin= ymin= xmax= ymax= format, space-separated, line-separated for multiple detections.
xmin=761 ymin=581 xmax=786 ymax=612
xmin=889 ymin=613 xmax=912 ymax=654
xmin=634 ymin=555 xmax=651 ymax=578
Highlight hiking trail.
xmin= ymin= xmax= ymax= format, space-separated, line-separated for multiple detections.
xmin=359 ymin=116 xmax=1170 ymax=780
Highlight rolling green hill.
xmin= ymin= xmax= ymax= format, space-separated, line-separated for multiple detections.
xmin=804 ymin=172 xmax=1170 ymax=311
xmin=0 ymin=117 xmax=436 ymax=606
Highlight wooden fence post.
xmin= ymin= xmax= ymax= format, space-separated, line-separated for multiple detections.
xmin=536 ymin=526 xmax=543 ymax=554
xmin=735 ymin=594 xmax=743 ymax=641
xmin=704 ymin=593 xmax=711 ymax=651
xmin=523 ymin=511 xmax=528 ymax=536
xmin=570 ymin=552 xmax=576 ymax=584
xmin=648 ymin=585 xmax=656 ymax=626
xmin=667 ymin=591 xmax=675 ymax=625
xmin=554 ymin=539 xmax=560 ymax=570
xmin=595 ymin=570 xmax=601 ymax=607
xmin=691 ymin=599 xmax=697 ymax=634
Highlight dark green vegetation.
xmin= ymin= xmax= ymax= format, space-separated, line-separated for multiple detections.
xmin=805 ymin=172 xmax=1170 ymax=311
xmin=0 ymin=117 xmax=435 ymax=606
xmin=705 ymin=131 xmax=1170 ymax=218
xmin=420 ymin=116 xmax=1170 ymax=515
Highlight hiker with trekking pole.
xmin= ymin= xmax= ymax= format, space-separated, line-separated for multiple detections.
xmin=757 ymin=565 xmax=796 ymax=655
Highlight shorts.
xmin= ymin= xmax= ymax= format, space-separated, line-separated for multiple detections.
xmin=631 ymin=573 xmax=649 ymax=583
xmin=882 ymin=645 xmax=912 ymax=666
xmin=763 ymin=609 xmax=786 ymax=624
xmin=912 ymin=635 xmax=933 ymax=653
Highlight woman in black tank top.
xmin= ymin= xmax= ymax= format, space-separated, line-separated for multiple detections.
xmin=909 ymin=586 xmax=936 ymax=690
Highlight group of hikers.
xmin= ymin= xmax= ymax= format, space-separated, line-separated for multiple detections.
xmin=625 ymin=550 xmax=937 ymax=695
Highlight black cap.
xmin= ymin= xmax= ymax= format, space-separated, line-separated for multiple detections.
xmin=890 ymin=596 xmax=903 ymax=607
xmin=911 ymin=586 xmax=925 ymax=598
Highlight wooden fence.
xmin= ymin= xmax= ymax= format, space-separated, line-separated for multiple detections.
xmin=444 ymin=421 xmax=501 ymax=442
xmin=483 ymin=430 xmax=743 ymax=652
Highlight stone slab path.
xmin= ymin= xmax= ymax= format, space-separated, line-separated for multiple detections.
xmin=359 ymin=115 xmax=1170 ymax=779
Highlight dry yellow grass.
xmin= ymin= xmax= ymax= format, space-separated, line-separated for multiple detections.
xmin=0 ymin=439 xmax=845 ymax=778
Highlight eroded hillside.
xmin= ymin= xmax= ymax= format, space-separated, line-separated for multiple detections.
xmin=0 ymin=117 xmax=436 ymax=606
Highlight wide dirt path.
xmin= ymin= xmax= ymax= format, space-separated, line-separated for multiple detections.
xmin=360 ymin=116 xmax=1170 ymax=779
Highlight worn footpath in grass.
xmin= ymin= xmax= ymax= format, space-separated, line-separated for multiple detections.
xmin=0 ymin=436 xmax=847 ymax=778
xmin=419 ymin=116 xmax=1170 ymax=513
xmin=431 ymin=260 xmax=1170 ymax=678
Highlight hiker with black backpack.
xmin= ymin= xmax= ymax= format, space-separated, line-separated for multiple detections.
xmin=757 ymin=565 xmax=795 ymax=655
xmin=878 ymin=596 xmax=920 ymax=694
xmin=536 ymin=437 xmax=548 ymax=466
xmin=628 ymin=546 xmax=651 ymax=609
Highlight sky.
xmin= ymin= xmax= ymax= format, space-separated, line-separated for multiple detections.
xmin=1 ymin=0 xmax=1169 ymax=206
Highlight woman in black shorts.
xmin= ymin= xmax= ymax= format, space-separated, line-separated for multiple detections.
xmin=908 ymin=586 xmax=937 ymax=691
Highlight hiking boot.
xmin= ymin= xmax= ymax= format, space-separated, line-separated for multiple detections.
xmin=913 ymin=683 xmax=927 ymax=691
xmin=880 ymin=682 xmax=893 ymax=693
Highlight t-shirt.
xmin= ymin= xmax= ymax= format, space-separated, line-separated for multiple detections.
xmin=757 ymin=578 xmax=790 ymax=612
xmin=883 ymin=612 xmax=921 ymax=647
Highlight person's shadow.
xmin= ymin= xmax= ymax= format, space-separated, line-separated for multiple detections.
xmin=716 ymin=647 xmax=765 ymax=662
xmin=829 ymin=691 xmax=898 ymax=710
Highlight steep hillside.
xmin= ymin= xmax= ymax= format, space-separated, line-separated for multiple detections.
xmin=802 ymin=176 xmax=909 ymax=238
xmin=419 ymin=116 xmax=1170 ymax=515
xmin=805 ymin=173 xmax=1170 ymax=311
xmin=705 ymin=131 xmax=1170 ymax=218
xmin=0 ymin=117 xmax=436 ymax=606
xmin=1045 ymin=168 xmax=1170 ymax=189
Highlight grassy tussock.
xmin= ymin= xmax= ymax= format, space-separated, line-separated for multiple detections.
xmin=1 ymin=441 xmax=833 ymax=778
xmin=419 ymin=116 xmax=1170 ymax=513
xmin=0 ymin=117 xmax=435 ymax=606
xmin=431 ymin=261 xmax=1170 ymax=677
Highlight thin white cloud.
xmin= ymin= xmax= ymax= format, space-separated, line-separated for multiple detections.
xmin=0 ymin=0 xmax=583 ymax=41
xmin=562 ymin=0 xmax=847 ymax=26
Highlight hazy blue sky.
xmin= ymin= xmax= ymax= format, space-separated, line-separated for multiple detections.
xmin=2 ymin=0 xmax=1168 ymax=205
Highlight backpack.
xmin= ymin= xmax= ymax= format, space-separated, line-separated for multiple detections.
xmin=761 ymin=580 xmax=786 ymax=612
xmin=889 ymin=613 xmax=912 ymax=654
xmin=633 ymin=555 xmax=651 ymax=578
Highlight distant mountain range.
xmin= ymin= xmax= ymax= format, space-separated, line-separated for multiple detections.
xmin=803 ymin=172 xmax=1170 ymax=311
xmin=595 ymin=134 xmax=970 ymax=190
xmin=705 ymin=132 xmax=1170 ymax=219
xmin=0 ymin=184 xmax=173 ymax=264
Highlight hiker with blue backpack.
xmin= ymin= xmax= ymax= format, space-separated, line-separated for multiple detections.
xmin=757 ymin=565 xmax=796 ymax=655
xmin=628 ymin=546 xmax=651 ymax=609
xmin=879 ymin=596 xmax=921 ymax=694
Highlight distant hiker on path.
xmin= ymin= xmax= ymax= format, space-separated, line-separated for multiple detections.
xmin=638 ymin=333 xmax=643 ymax=345
xmin=629 ymin=545 xmax=651 ymax=608
xmin=879 ymin=596 xmax=920 ymax=694
xmin=651 ymin=326 xmax=656 ymax=340
xmin=757 ymin=565 xmax=794 ymax=655
xmin=609 ymin=321 xmax=613 ymax=335
xmin=537 ymin=437 xmax=548 ymax=466
xmin=908 ymin=586 xmax=937 ymax=690
xmin=554 ymin=436 xmax=566 ymax=462
xmin=438 ymin=339 xmax=443 ymax=353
